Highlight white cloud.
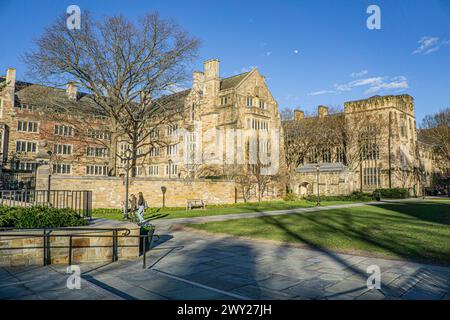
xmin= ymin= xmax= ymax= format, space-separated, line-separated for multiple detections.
xmin=308 ymin=90 xmax=336 ymax=96
xmin=308 ymin=75 xmax=408 ymax=96
xmin=413 ymin=36 xmax=449 ymax=55
xmin=266 ymin=51 xmax=272 ymax=57
xmin=351 ymin=70 xmax=369 ymax=78
xmin=293 ymin=49 xmax=299 ymax=54
xmin=237 ymin=66 xmax=257 ymax=74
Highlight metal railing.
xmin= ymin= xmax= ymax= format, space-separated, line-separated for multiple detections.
xmin=0 ymin=190 xmax=92 ymax=218
xmin=0 ymin=227 xmax=155 ymax=269
xmin=0 ymin=172 xmax=35 ymax=190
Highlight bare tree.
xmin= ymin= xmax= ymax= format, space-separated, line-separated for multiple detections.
xmin=24 ymin=11 xmax=200 ymax=176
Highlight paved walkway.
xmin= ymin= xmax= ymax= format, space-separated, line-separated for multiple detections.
xmin=1 ymin=200 xmax=449 ymax=300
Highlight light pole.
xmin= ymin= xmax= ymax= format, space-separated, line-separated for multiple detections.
xmin=421 ymin=170 xmax=426 ymax=200
xmin=168 ymin=159 xmax=173 ymax=179
xmin=124 ymin=147 xmax=132 ymax=220
xmin=316 ymin=164 xmax=321 ymax=207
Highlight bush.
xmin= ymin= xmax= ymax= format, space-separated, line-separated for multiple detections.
xmin=374 ymin=188 xmax=409 ymax=199
xmin=283 ymin=193 xmax=299 ymax=202
xmin=304 ymin=191 xmax=374 ymax=202
xmin=0 ymin=206 xmax=88 ymax=228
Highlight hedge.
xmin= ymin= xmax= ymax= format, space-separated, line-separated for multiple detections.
xmin=0 ymin=206 xmax=88 ymax=228
xmin=373 ymin=188 xmax=409 ymax=199
xmin=304 ymin=191 xmax=374 ymax=202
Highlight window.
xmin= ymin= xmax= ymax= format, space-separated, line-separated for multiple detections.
xmin=14 ymin=161 xmax=37 ymax=172
xmin=148 ymin=165 xmax=159 ymax=176
xmin=17 ymin=120 xmax=38 ymax=133
xmin=246 ymin=96 xmax=253 ymax=107
xmin=150 ymin=129 xmax=160 ymax=139
xmin=87 ymin=146 xmax=109 ymax=158
xmin=363 ymin=167 xmax=380 ymax=186
xmin=400 ymin=114 xmax=406 ymax=138
xmin=16 ymin=141 xmax=37 ymax=153
xmin=52 ymin=163 xmax=71 ymax=175
xmin=15 ymin=104 xmax=34 ymax=111
xmin=221 ymin=96 xmax=228 ymax=105
xmin=87 ymin=129 xmax=111 ymax=140
xmin=54 ymin=144 xmax=72 ymax=155
xmin=54 ymin=125 xmax=74 ymax=137
xmin=362 ymin=143 xmax=380 ymax=160
xmin=259 ymin=100 xmax=266 ymax=109
xmin=336 ymin=147 xmax=345 ymax=163
xmin=307 ymin=148 xmax=318 ymax=163
xmin=190 ymin=103 xmax=196 ymax=121
xmin=166 ymin=124 xmax=179 ymax=137
xmin=86 ymin=165 xmax=109 ymax=176
xmin=149 ymin=147 xmax=160 ymax=157
xmin=119 ymin=143 xmax=130 ymax=165
xmin=167 ymin=144 xmax=179 ymax=156
xmin=166 ymin=163 xmax=178 ymax=176
xmin=322 ymin=148 xmax=332 ymax=163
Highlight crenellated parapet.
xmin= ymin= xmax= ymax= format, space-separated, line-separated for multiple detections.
xmin=344 ymin=94 xmax=414 ymax=116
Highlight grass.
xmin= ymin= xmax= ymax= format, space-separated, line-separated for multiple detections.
xmin=189 ymin=200 xmax=450 ymax=266
xmin=92 ymin=199 xmax=364 ymax=221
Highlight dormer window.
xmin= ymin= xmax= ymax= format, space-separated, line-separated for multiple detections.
xmin=246 ymin=96 xmax=253 ymax=107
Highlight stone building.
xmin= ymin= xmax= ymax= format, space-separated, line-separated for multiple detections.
xmin=0 ymin=60 xmax=284 ymax=200
xmin=289 ymin=94 xmax=438 ymax=197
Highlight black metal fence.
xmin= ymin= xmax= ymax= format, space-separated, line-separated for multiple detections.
xmin=0 ymin=190 xmax=92 ymax=218
xmin=0 ymin=172 xmax=36 ymax=190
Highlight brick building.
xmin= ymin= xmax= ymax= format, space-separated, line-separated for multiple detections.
xmin=0 ymin=60 xmax=284 ymax=192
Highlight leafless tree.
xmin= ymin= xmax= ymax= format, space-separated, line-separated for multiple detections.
xmin=24 ymin=11 xmax=200 ymax=176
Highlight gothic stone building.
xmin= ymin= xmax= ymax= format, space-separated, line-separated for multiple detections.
xmin=290 ymin=95 xmax=437 ymax=197
xmin=0 ymin=60 xmax=283 ymax=194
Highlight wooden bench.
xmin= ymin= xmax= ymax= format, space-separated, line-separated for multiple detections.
xmin=186 ymin=199 xmax=206 ymax=211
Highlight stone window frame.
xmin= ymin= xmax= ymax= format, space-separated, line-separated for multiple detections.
xmin=17 ymin=120 xmax=39 ymax=133
xmin=52 ymin=163 xmax=72 ymax=175
xmin=15 ymin=140 xmax=38 ymax=153
xmin=54 ymin=124 xmax=74 ymax=137
xmin=54 ymin=143 xmax=73 ymax=155
xmin=86 ymin=164 xmax=109 ymax=176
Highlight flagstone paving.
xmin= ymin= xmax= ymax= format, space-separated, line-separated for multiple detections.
xmin=1 ymin=201 xmax=449 ymax=300
xmin=1 ymin=225 xmax=449 ymax=300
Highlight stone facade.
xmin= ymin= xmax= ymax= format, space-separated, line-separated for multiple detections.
xmin=290 ymin=95 xmax=440 ymax=196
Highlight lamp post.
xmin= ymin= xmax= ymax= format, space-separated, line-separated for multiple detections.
xmin=421 ymin=170 xmax=426 ymax=200
xmin=316 ymin=164 xmax=321 ymax=207
xmin=124 ymin=147 xmax=132 ymax=219
xmin=161 ymin=186 xmax=167 ymax=208
xmin=168 ymin=159 xmax=173 ymax=179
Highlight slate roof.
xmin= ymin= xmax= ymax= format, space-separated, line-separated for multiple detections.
xmin=0 ymin=71 xmax=251 ymax=114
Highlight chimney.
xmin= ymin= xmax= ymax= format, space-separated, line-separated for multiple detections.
xmin=203 ymin=59 xmax=220 ymax=97
xmin=192 ymin=71 xmax=204 ymax=93
xmin=294 ymin=110 xmax=305 ymax=121
xmin=318 ymin=105 xmax=328 ymax=118
xmin=4 ymin=68 xmax=16 ymax=101
xmin=66 ymin=82 xmax=78 ymax=101
xmin=6 ymin=68 xmax=16 ymax=88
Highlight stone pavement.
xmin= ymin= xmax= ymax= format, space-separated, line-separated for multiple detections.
xmin=1 ymin=225 xmax=449 ymax=300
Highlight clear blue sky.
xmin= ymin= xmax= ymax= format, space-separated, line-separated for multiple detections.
xmin=1 ymin=0 xmax=449 ymax=122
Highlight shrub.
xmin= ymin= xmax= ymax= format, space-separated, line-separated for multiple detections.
xmin=374 ymin=188 xmax=409 ymax=199
xmin=305 ymin=191 xmax=374 ymax=202
xmin=0 ymin=206 xmax=88 ymax=228
xmin=283 ymin=193 xmax=299 ymax=202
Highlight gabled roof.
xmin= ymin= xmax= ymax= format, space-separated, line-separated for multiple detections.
xmin=220 ymin=72 xmax=250 ymax=91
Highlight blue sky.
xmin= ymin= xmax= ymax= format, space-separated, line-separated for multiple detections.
xmin=1 ymin=0 xmax=449 ymax=122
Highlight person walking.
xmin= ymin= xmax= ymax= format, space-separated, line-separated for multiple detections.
xmin=136 ymin=192 xmax=146 ymax=224
xmin=129 ymin=194 xmax=137 ymax=222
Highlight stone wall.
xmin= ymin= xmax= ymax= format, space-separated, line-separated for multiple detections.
xmin=36 ymin=170 xmax=238 ymax=208
xmin=0 ymin=224 xmax=140 ymax=267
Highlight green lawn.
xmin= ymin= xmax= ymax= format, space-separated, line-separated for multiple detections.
xmin=92 ymin=200 xmax=363 ymax=221
xmin=189 ymin=200 xmax=450 ymax=266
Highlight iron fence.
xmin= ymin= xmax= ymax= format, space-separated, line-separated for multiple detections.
xmin=0 ymin=172 xmax=36 ymax=190
xmin=0 ymin=190 xmax=92 ymax=218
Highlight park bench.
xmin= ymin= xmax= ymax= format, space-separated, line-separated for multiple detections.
xmin=186 ymin=199 xmax=207 ymax=211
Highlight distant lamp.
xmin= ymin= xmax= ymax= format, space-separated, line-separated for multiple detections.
xmin=316 ymin=164 xmax=321 ymax=206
